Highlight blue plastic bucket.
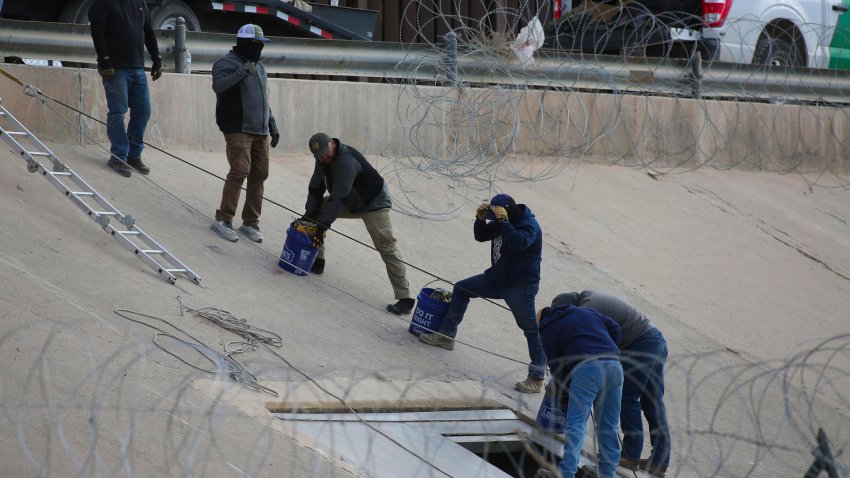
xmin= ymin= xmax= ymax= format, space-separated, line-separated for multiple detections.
xmin=278 ymin=225 xmax=319 ymax=276
xmin=408 ymin=287 xmax=450 ymax=336
xmin=536 ymin=391 xmax=567 ymax=435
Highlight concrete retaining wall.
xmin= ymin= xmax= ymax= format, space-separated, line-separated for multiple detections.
xmin=1 ymin=63 xmax=848 ymax=173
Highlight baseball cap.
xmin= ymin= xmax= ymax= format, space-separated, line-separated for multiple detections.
xmin=489 ymin=193 xmax=514 ymax=208
xmin=309 ymin=133 xmax=332 ymax=159
xmin=237 ymin=24 xmax=271 ymax=42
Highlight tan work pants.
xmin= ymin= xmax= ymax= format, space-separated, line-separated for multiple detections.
xmin=318 ymin=207 xmax=411 ymax=300
xmin=215 ymin=132 xmax=270 ymax=227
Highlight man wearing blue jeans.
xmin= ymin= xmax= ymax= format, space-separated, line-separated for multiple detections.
xmin=89 ymin=0 xmax=163 ymax=178
xmin=418 ymin=193 xmax=547 ymax=393
xmin=537 ymin=304 xmax=623 ymax=478
xmin=552 ymin=290 xmax=670 ymax=478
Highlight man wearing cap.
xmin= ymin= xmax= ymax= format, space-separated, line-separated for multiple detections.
xmin=300 ymin=133 xmax=415 ymax=315
xmin=88 ymin=0 xmax=163 ymax=177
xmin=551 ymin=291 xmax=670 ymax=478
xmin=209 ymin=24 xmax=280 ymax=243
xmin=536 ymin=304 xmax=623 ymax=478
xmin=418 ymin=194 xmax=547 ymax=394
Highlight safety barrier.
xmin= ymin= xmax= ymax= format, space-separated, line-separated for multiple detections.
xmin=3 ymin=18 xmax=850 ymax=104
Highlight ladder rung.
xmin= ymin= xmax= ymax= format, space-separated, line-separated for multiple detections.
xmin=118 ymin=231 xmax=140 ymax=235
xmin=28 ymin=152 xmax=50 ymax=156
xmin=72 ymin=191 xmax=94 ymax=196
xmin=95 ymin=212 xmax=118 ymax=216
xmin=5 ymin=131 xmax=27 ymax=136
xmin=163 ymin=268 xmax=186 ymax=273
xmin=139 ymin=249 xmax=163 ymax=254
xmin=49 ymin=171 xmax=72 ymax=176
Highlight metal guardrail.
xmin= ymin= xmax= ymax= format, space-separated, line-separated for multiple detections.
xmin=3 ymin=18 xmax=850 ymax=103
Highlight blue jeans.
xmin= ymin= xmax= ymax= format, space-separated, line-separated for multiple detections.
xmin=101 ymin=68 xmax=151 ymax=161
xmin=560 ymin=358 xmax=623 ymax=478
xmin=438 ymin=273 xmax=546 ymax=379
xmin=620 ymin=328 xmax=670 ymax=468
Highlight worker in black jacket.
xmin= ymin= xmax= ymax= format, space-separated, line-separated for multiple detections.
xmin=88 ymin=0 xmax=163 ymax=177
xmin=300 ymin=133 xmax=414 ymax=315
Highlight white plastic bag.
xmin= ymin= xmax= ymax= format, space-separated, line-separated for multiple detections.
xmin=511 ymin=17 xmax=545 ymax=67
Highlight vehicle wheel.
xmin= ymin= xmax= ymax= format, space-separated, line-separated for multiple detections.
xmin=752 ymin=34 xmax=804 ymax=67
xmin=58 ymin=0 xmax=97 ymax=24
xmin=150 ymin=0 xmax=201 ymax=31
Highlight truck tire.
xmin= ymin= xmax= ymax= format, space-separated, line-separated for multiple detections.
xmin=752 ymin=32 xmax=804 ymax=67
xmin=58 ymin=0 xmax=96 ymax=24
xmin=150 ymin=0 xmax=201 ymax=31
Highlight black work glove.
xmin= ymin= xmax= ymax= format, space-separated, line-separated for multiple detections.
xmin=311 ymin=227 xmax=327 ymax=249
xmin=97 ymin=57 xmax=115 ymax=80
xmin=243 ymin=61 xmax=256 ymax=75
xmin=270 ymin=129 xmax=280 ymax=148
xmin=151 ymin=57 xmax=163 ymax=81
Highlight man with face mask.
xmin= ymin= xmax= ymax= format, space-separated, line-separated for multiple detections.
xmin=210 ymin=24 xmax=280 ymax=243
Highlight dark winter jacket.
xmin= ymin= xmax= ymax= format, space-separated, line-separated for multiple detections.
xmin=304 ymin=141 xmax=389 ymax=228
xmin=212 ymin=50 xmax=277 ymax=136
xmin=473 ymin=204 xmax=542 ymax=284
xmin=539 ymin=305 xmax=621 ymax=387
xmin=88 ymin=0 xmax=159 ymax=68
xmin=551 ymin=290 xmax=658 ymax=349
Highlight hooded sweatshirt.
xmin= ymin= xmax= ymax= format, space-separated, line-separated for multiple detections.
xmin=473 ymin=204 xmax=542 ymax=284
xmin=551 ymin=290 xmax=657 ymax=349
xmin=538 ymin=305 xmax=621 ymax=386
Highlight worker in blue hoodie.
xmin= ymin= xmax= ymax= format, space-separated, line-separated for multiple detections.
xmin=419 ymin=193 xmax=546 ymax=393
xmin=536 ymin=304 xmax=624 ymax=478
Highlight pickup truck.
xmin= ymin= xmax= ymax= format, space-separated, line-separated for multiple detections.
xmin=0 ymin=0 xmax=378 ymax=40
xmin=711 ymin=0 xmax=850 ymax=69
xmin=543 ymin=0 xmax=733 ymax=61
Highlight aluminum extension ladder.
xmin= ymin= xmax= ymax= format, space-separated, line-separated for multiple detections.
xmin=0 ymin=97 xmax=201 ymax=286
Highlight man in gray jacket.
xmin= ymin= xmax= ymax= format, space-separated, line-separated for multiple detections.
xmin=551 ymin=290 xmax=670 ymax=478
xmin=300 ymin=133 xmax=414 ymax=315
xmin=210 ymin=24 xmax=280 ymax=243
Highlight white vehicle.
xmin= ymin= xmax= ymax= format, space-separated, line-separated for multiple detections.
xmin=705 ymin=0 xmax=850 ymax=69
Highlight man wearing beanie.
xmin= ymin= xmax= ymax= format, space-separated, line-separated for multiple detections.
xmin=209 ymin=24 xmax=280 ymax=243
xmin=299 ymin=133 xmax=415 ymax=316
xmin=551 ymin=290 xmax=670 ymax=478
xmin=419 ymin=194 xmax=547 ymax=394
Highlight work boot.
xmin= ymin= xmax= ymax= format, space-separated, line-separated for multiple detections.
xmin=619 ymin=457 xmax=641 ymax=471
xmin=210 ymin=220 xmax=239 ymax=242
xmin=514 ymin=375 xmax=544 ymax=393
xmin=107 ymin=157 xmax=132 ymax=177
xmin=386 ymin=298 xmax=415 ymax=315
xmin=640 ymin=459 xmax=667 ymax=478
xmin=238 ymin=224 xmax=263 ymax=243
xmin=127 ymin=157 xmax=150 ymax=175
xmin=418 ymin=332 xmax=455 ymax=350
xmin=311 ymin=258 xmax=325 ymax=274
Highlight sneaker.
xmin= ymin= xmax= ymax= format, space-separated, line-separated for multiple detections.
xmin=619 ymin=457 xmax=641 ymax=471
xmin=514 ymin=375 xmax=544 ymax=393
xmin=639 ymin=459 xmax=667 ymax=478
xmin=238 ymin=224 xmax=263 ymax=243
xmin=107 ymin=158 xmax=132 ymax=177
xmin=210 ymin=220 xmax=239 ymax=242
xmin=419 ymin=332 xmax=455 ymax=350
xmin=127 ymin=157 xmax=150 ymax=175
xmin=386 ymin=298 xmax=415 ymax=315
xmin=311 ymin=257 xmax=325 ymax=274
